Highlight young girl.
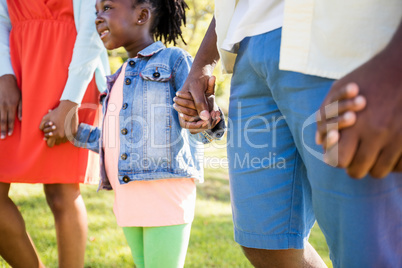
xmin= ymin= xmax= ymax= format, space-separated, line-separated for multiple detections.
xmin=44 ymin=0 xmax=224 ymax=267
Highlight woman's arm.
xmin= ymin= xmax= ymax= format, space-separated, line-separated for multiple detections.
xmin=0 ymin=0 xmax=21 ymax=139
xmin=0 ymin=0 xmax=13 ymax=77
xmin=41 ymin=0 xmax=108 ymax=147
xmin=60 ymin=0 xmax=108 ymax=104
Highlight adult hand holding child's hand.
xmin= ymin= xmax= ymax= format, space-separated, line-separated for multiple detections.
xmin=39 ymin=100 xmax=79 ymax=147
xmin=174 ymin=75 xmax=221 ymax=134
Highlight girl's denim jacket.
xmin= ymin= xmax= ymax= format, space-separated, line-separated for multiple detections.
xmin=74 ymin=42 xmax=225 ymax=190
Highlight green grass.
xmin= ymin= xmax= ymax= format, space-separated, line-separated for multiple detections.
xmin=1 ymin=144 xmax=332 ymax=267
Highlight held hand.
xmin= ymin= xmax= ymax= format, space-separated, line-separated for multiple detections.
xmin=42 ymin=121 xmax=62 ymax=148
xmin=42 ymin=121 xmax=56 ymax=138
xmin=173 ymin=17 xmax=220 ymax=134
xmin=174 ymin=76 xmax=221 ymax=134
xmin=39 ymin=100 xmax=79 ymax=147
xmin=319 ymin=50 xmax=402 ymax=179
xmin=174 ymin=70 xmax=212 ymax=125
xmin=316 ymin=83 xmax=367 ymax=149
xmin=0 ymin=74 xmax=22 ymax=139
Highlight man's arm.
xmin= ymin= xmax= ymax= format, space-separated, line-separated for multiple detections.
xmin=173 ymin=17 xmax=221 ymax=132
xmin=319 ymin=20 xmax=402 ymax=178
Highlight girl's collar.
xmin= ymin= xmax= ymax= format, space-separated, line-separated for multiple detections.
xmin=136 ymin=41 xmax=165 ymax=58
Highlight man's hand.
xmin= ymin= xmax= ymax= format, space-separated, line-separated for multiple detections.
xmin=174 ymin=75 xmax=221 ymax=134
xmin=39 ymin=100 xmax=79 ymax=147
xmin=173 ymin=17 xmax=221 ymax=134
xmin=316 ymin=83 xmax=367 ymax=149
xmin=0 ymin=74 xmax=22 ymax=139
xmin=320 ymin=48 xmax=402 ymax=179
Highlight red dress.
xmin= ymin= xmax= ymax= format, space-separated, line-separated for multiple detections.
xmin=0 ymin=0 xmax=99 ymax=184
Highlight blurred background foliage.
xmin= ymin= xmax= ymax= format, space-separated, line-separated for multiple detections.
xmin=107 ymin=0 xmax=231 ymax=113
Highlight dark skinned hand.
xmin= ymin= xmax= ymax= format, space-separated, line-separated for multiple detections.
xmin=39 ymin=100 xmax=79 ymax=147
xmin=318 ymin=49 xmax=402 ymax=179
xmin=173 ymin=75 xmax=221 ymax=134
xmin=0 ymin=74 xmax=22 ymax=139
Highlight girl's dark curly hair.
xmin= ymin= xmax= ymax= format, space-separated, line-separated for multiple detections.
xmin=135 ymin=0 xmax=188 ymax=45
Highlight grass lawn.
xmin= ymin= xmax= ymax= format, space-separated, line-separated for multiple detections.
xmin=1 ymin=142 xmax=332 ymax=267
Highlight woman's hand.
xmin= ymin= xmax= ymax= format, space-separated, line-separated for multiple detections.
xmin=0 ymin=74 xmax=22 ymax=139
xmin=39 ymin=100 xmax=79 ymax=147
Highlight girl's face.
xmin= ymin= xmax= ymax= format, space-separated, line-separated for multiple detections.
xmin=95 ymin=0 xmax=148 ymax=53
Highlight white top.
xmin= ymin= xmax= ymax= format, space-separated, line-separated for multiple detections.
xmin=215 ymin=0 xmax=402 ymax=79
xmin=0 ymin=0 xmax=13 ymax=77
xmin=0 ymin=0 xmax=110 ymax=103
xmin=221 ymin=0 xmax=283 ymax=53
xmin=215 ymin=0 xmax=283 ymax=73
xmin=279 ymin=0 xmax=402 ymax=79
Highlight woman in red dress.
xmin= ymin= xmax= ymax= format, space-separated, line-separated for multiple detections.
xmin=0 ymin=0 xmax=109 ymax=266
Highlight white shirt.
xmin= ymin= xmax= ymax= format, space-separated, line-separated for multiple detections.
xmin=215 ymin=0 xmax=402 ymax=79
xmin=221 ymin=0 xmax=283 ymax=53
xmin=215 ymin=0 xmax=283 ymax=73
xmin=279 ymin=0 xmax=402 ymax=79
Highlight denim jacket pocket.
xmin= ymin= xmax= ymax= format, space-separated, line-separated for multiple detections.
xmin=139 ymin=65 xmax=174 ymax=172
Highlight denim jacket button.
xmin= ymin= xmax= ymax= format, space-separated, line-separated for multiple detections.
xmin=122 ymin=103 xmax=128 ymax=110
xmin=129 ymin=61 xmax=135 ymax=67
xmin=121 ymin=128 xmax=128 ymax=135
xmin=153 ymin=72 xmax=160 ymax=78
xmin=125 ymin=78 xmax=131 ymax=85
xmin=122 ymin=176 xmax=130 ymax=183
xmin=121 ymin=153 xmax=127 ymax=160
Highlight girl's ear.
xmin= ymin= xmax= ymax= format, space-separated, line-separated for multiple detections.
xmin=137 ymin=8 xmax=151 ymax=25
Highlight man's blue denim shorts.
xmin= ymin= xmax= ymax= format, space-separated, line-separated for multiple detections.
xmin=226 ymin=28 xmax=402 ymax=267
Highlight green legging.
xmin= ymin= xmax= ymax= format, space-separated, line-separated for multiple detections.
xmin=122 ymin=223 xmax=192 ymax=268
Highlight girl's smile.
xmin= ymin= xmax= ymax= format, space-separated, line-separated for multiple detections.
xmin=95 ymin=0 xmax=154 ymax=57
xmin=99 ymin=29 xmax=110 ymax=40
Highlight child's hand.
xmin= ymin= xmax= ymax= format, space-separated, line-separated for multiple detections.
xmin=42 ymin=121 xmax=56 ymax=139
xmin=174 ymin=92 xmax=221 ymax=133
xmin=316 ymin=83 xmax=367 ymax=150
xmin=39 ymin=100 xmax=79 ymax=147
xmin=42 ymin=121 xmax=67 ymax=147
xmin=173 ymin=76 xmax=221 ymax=134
